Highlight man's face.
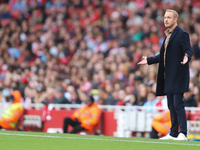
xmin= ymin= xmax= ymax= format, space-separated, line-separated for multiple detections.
xmin=164 ymin=11 xmax=177 ymax=29
xmin=98 ymin=89 xmax=104 ymax=98
xmin=86 ymin=99 xmax=93 ymax=106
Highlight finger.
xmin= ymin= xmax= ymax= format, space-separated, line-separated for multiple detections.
xmin=181 ymin=60 xmax=186 ymax=65
xmin=143 ymin=56 xmax=147 ymax=59
xmin=181 ymin=56 xmax=188 ymax=64
xmin=138 ymin=61 xmax=144 ymax=65
xmin=185 ymin=57 xmax=188 ymax=62
xmin=183 ymin=58 xmax=188 ymax=64
xmin=181 ymin=60 xmax=185 ymax=64
xmin=181 ymin=61 xmax=185 ymax=64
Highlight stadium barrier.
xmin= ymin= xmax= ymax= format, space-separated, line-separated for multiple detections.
xmin=0 ymin=103 xmax=200 ymax=137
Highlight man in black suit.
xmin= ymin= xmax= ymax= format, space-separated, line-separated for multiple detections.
xmin=138 ymin=9 xmax=193 ymax=140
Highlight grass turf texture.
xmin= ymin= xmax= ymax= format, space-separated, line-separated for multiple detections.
xmin=0 ymin=131 xmax=200 ymax=150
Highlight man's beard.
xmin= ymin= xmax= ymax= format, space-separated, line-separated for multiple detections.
xmin=165 ymin=23 xmax=174 ymax=29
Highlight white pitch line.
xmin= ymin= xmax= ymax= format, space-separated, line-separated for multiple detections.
xmin=0 ymin=132 xmax=200 ymax=147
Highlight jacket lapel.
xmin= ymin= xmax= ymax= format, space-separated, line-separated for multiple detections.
xmin=167 ymin=25 xmax=179 ymax=47
xmin=161 ymin=36 xmax=166 ymax=55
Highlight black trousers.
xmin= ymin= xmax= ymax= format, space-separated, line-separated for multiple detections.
xmin=63 ymin=117 xmax=86 ymax=133
xmin=150 ymin=127 xmax=159 ymax=139
xmin=167 ymin=93 xmax=187 ymax=137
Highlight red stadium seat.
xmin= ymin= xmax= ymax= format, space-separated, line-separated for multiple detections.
xmin=189 ymin=113 xmax=200 ymax=121
xmin=197 ymin=102 xmax=200 ymax=108
xmin=186 ymin=110 xmax=190 ymax=120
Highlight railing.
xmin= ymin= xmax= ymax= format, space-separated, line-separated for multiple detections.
xmin=1 ymin=103 xmax=200 ymax=137
xmin=15 ymin=103 xmax=199 ymax=111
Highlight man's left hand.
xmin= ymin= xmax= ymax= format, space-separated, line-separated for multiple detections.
xmin=181 ymin=54 xmax=188 ymax=65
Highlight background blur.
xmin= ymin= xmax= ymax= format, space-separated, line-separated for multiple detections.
xmin=0 ymin=0 xmax=200 ymax=138
xmin=0 ymin=0 xmax=200 ymax=107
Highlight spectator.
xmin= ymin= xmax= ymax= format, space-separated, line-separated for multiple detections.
xmin=116 ymin=89 xmax=127 ymax=106
xmin=76 ymin=90 xmax=88 ymax=105
xmin=191 ymin=33 xmax=200 ymax=59
xmin=1 ymin=88 xmax=12 ymax=109
xmin=183 ymin=82 xmax=197 ymax=107
xmin=112 ymin=90 xmax=120 ymax=105
xmin=79 ymin=76 xmax=92 ymax=93
xmin=98 ymin=86 xmax=115 ymax=105
xmin=41 ymin=85 xmax=56 ymax=104
xmin=24 ymin=87 xmax=36 ymax=104
xmin=124 ymin=94 xmax=137 ymax=106
xmin=50 ymin=87 xmax=70 ymax=104
xmin=137 ymin=84 xmax=148 ymax=106
xmin=63 ymin=95 xmax=101 ymax=134
xmin=64 ymin=85 xmax=77 ymax=104
xmin=105 ymin=83 xmax=114 ymax=94
xmin=0 ymin=0 xmax=199 ymax=109
xmin=143 ymin=91 xmax=157 ymax=112
xmin=0 ymin=4 xmax=11 ymax=19
xmin=34 ymin=83 xmax=47 ymax=103
xmin=91 ymin=73 xmax=101 ymax=89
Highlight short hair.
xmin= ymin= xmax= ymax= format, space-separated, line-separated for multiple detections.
xmin=165 ymin=9 xmax=179 ymax=19
xmin=98 ymin=86 xmax=106 ymax=93
xmin=88 ymin=95 xmax=94 ymax=103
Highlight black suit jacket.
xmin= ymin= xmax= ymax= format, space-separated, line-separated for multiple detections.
xmin=147 ymin=25 xmax=193 ymax=96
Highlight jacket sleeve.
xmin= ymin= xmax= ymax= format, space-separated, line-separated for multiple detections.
xmin=180 ymin=32 xmax=193 ymax=62
xmin=147 ymin=54 xmax=160 ymax=65
xmin=71 ymin=110 xmax=79 ymax=121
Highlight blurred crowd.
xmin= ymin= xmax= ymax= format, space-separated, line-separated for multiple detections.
xmin=0 ymin=0 xmax=200 ymax=109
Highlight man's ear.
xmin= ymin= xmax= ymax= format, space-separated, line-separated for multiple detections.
xmin=174 ymin=17 xmax=178 ymax=23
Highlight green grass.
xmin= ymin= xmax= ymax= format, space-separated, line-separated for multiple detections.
xmin=0 ymin=131 xmax=200 ymax=150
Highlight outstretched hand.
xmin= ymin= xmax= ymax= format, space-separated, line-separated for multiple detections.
xmin=181 ymin=54 xmax=188 ymax=65
xmin=137 ymin=56 xmax=147 ymax=65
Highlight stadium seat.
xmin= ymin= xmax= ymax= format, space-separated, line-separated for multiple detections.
xmin=23 ymin=115 xmax=42 ymax=129
xmin=189 ymin=113 xmax=200 ymax=121
xmin=197 ymin=102 xmax=200 ymax=108
xmin=185 ymin=110 xmax=190 ymax=120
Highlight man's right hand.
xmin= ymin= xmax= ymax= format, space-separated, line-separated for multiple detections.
xmin=137 ymin=56 xmax=147 ymax=65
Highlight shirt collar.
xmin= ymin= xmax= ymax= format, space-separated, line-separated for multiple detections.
xmin=164 ymin=25 xmax=177 ymax=36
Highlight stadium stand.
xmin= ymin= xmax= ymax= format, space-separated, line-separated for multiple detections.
xmin=0 ymin=0 xmax=200 ymax=138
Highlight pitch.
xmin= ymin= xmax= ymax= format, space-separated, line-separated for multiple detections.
xmin=0 ymin=131 xmax=200 ymax=150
